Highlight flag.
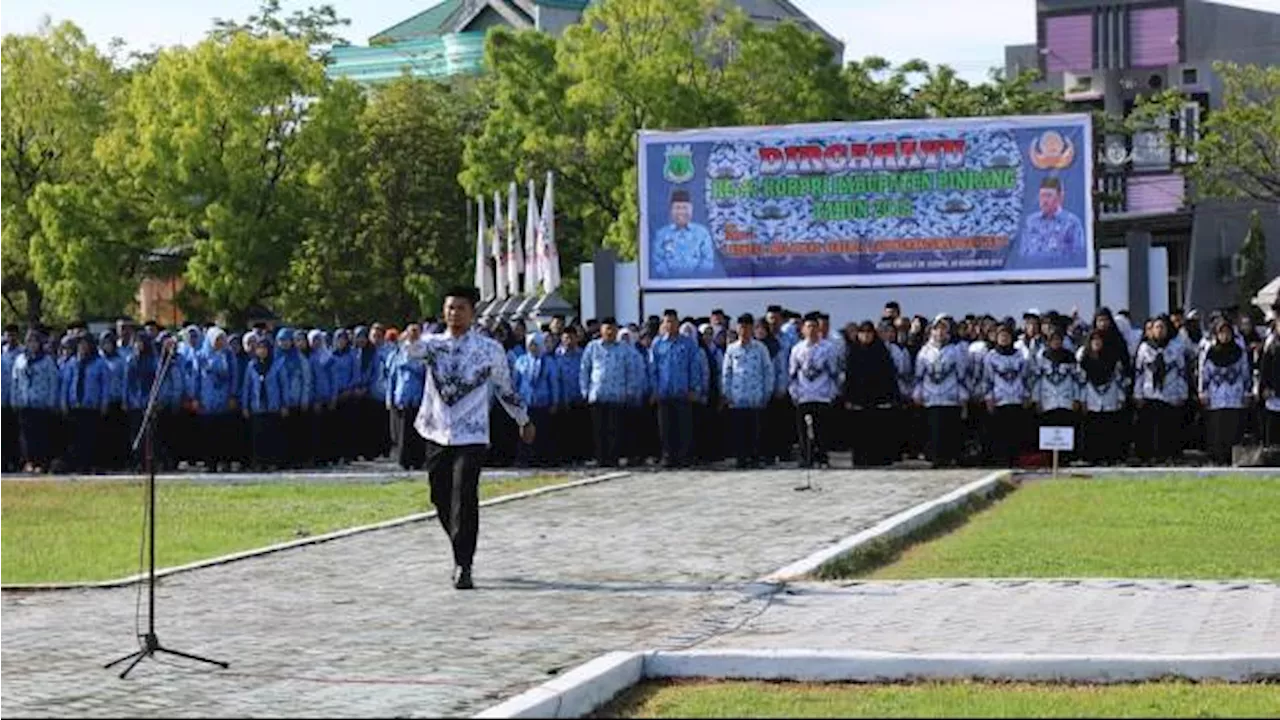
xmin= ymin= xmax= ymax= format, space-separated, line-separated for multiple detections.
xmin=523 ymin=178 xmax=540 ymax=296
xmin=474 ymin=196 xmax=494 ymax=301
xmin=506 ymin=182 xmax=522 ymax=297
xmin=537 ymin=171 xmax=561 ymax=295
xmin=492 ymin=191 xmax=508 ymax=301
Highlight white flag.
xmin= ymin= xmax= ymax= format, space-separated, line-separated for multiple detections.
xmin=474 ymin=196 xmax=494 ymax=301
xmin=506 ymin=182 xmax=522 ymax=297
xmin=538 ymin=171 xmax=560 ymax=295
xmin=492 ymin=191 xmax=508 ymax=301
xmin=524 ymin=178 xmax=540 ymax=296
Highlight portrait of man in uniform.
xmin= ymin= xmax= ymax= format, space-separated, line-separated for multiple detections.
xmin=1007 ymin=176 xmax=1086 ymax=270
xmin=651 ymin=188 xmax=714 ymax=278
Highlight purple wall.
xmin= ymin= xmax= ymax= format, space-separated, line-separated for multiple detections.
xmin=1130 ymin=7 xmax=1180 ymax=67
xmin=1127 ymin=174 xmax=1185 ymax=214
xmin=1044 ymin=14 xmax=1093 ymax=72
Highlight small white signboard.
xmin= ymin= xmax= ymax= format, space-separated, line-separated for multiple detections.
xmin=1039 ymin=426 xmax=1075 ymax=452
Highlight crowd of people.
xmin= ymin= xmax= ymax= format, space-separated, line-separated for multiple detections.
xmin=3 ymin=300 xmax=1279 ymax=476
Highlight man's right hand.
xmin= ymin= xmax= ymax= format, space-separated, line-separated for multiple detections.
xmin=520 ymin=422 xmax=536 ymax=445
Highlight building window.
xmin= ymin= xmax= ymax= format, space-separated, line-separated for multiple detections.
xmin=1173 ymin=101 xmax=1200 ymax=164
xmin=1181 ymin=67 xmax=1198 ymax=85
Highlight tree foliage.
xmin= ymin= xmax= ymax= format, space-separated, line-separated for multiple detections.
xmin=1239 ymin=210 xmax=1269 ymax=313
xmin=211 ymin=0 xmax=352 ymax=48
xmin=1 ymin=20 xmax=121 ymax=323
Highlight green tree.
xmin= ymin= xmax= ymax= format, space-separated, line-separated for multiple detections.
xmin=1 ymin=20 xmax=122 ymax=324
xmin=211 ymin=0 xmax=352 ymax=48
xmin=1239 ymin=210 xmax=1269 ymax=313
xmin=91 ymin=33 xmax=327 ymax=321
xmin=281 ymin=77 xmax=478 ymax=326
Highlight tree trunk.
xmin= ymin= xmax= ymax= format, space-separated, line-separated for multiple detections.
xmin=25 ymin=282 xmax=44 ymax=327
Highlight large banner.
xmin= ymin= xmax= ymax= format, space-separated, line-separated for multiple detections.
xmin=638 ymin=114 xmax=1094 ymax=290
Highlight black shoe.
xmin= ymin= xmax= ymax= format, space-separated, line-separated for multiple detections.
xmin=453 ymin=565 xmax=474 ymax=590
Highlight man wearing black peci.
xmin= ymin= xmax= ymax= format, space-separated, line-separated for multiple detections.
xmin=406 ymin=286 xmax=535 ymax=590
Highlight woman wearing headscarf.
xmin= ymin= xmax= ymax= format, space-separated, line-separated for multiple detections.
xmin=1134 ymin=316 xmax=1189 ymax=462
xmin=1259 ymin=316 xmax=1280 ymax=446
xmin=194 ymin=327 xmax=235 ymax=471
xmin=697 ymin=323 xmax=725 ymax=463
xmin=97 ymin=330 xmax=129 ymax=470
xmin=843 ymin=320 xmax=901 ymax=467
xmin=1198 ymin=319 xmax=1252 ymax=465
xmin=274 ymin=327 xmax=313 ymax=468
xmin=307 ymin=330 xmax=336 ymax=466
xmin=385 ymin=324 xmax=425 ymax=470
xmin=154 ymin=331 xmax=186 ymax=470
xmin=1077 ymin=330 xmax=1131 ymax=465
xmin=983 ymin=323 xmax=1033 ymax=467
xmin=1031 ymin=328 xmax=1083 ymax=464
xmin=12 ymin=329 xmax=60 ymax=473
xmin=350 ymin=326 xmax=381 ymax=462
xmin=241 ymin=334 xmax=286 ymax=471
xmin=913 ymin=316 xmax=969 ymax=468
xmin=329 ymin=328 xmax=358 ymax=464
xmin=124 ymin=334 xmax=159 ymax=470
xmin=513 ymin=332 xmax=561 ymax=467
xmin=62 ymin=334 xmax=109 ymax=473
xmin=175 ymin=325 xmax=204 ymax=467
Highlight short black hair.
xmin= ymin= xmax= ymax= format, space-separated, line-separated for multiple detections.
xmin=711 ymin=308 xmax=725 ymax=317
xmin=884 ymin=301 xmax=900 ymax=311
xmin=444 ymin=286 xmax=480 ymax=306
xmin=3 ymin=324 xmax=18 ymax=333
xmin=803 ymin=312 xmax=820 ymax=324
xmin=737 ymin=313 xmax=754 ymax=326
xmin=817 ymin=313 xmax=830 ymax=322
xmin=766 ymin=305 xmax=783 ymax=314
xmin=662 ymin=308 xmax=678 ymax=318
xmin=600 ymin=317 xmax=618 ymax=327
xmin=670 ymin=189 xmax=691 ymax=204
xmin=1039 ymin=176 xmax=1063 ymax=192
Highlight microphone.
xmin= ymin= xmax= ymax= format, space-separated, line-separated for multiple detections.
xmin=805 ymin=413 xmax=815 ymax=442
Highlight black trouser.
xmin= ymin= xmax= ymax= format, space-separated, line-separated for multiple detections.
xmin=1084 ymin=410 xmax=1126 ymax=465
xmin=634 ymin=404 xmax=660 ymax=463
xmin=926 ymin=405 xmax=963 ymax=467
xmin=18 ymin=407 xmax=55 ymax=469
xmin=795 ymin=401 xmax=830 ymax=467
xmin=425 ymin=441 xmax=486 ymax=570
xmin=97 ymin=402 xmax=128 ymax=470
xmin=310 ymin=404 xmax=333 ymax=464
xmin=591 ymin=403 xmax=624 ymax=467
xmin=285 ymin=407 xmax=311 ymax=468
xmin=1265 ymin=410 xmax=1280 ymax=447
xmin=766 ymin=396 xmax=795 ymax=462
xmin=488 ymin=398 xmax=517 ymax=467
xmin=2 ymin=405 xmax=20 ymax=471
xmin=65 ymin=408 xmax=100 ymax=473
xmin=1136 ymin=400 xmax=1182 ymax=462
xmin=694 ymin=401 xmax=722 ymax=463
xmin=727 ymin=407 xmax=763 ymax=467
xmin=250 ymin=413 xmax=283 ymax=469
xmin=199 ymin=413 xmax=234 ymax=468
xmin=519 ymin=407 xmax=554 ymax=467
xmin=657 ymin=398 xmax=694 ymax=467
xmin=562 ymin=401 xmax=589 ymax=464
xmin=391 ymin=404 xmax=426 ymax=470
xmin=988 ymin=404 xmax=1027 ymax=467
xmin=851 ymin=406 xmax=897 ymax=467
xmin=1205 ymin=408 xmax=1243 ymax=466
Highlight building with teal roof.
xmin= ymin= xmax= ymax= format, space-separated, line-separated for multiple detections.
xmin=326 ymin=0 xmax=842 ymax=84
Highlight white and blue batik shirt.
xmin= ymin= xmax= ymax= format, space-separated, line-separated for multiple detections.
xmin=407 ymin=330 xmax=528 ymax=447
xmin=1010 ymin=208 xmax=1085 ymax=268
xmin=651 ymin=222 xmax=714 ymax=277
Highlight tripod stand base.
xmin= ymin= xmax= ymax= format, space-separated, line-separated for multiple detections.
xmin=104 ymin=633 xmax=228 ymax=679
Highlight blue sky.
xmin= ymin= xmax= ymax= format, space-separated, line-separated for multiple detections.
xmin=3 ymin=0 xmax=1278 ymax=82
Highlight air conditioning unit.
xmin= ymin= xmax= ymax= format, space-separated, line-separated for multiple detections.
xmin=1063 ymin=71 xmax=1103 ymax=101
xmin=1119 ymin=68 xmax=1167 ymax=97
xmin=1171 ymin=63 xmax=1208 ymax=91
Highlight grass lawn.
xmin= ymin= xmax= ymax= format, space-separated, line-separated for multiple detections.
xmin=820 ymin=475 xmax=1280 ymax=581
xmin=1 ymin=474 xmax=568 ymax=584
xmin=598 ymin=679 xmax=1280 ymax=718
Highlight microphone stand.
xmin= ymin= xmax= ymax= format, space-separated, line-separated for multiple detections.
xmin=795 ymin=412 xmax=821 ymax=492
xmin=104 ymin=343 xmax=229 ymax=679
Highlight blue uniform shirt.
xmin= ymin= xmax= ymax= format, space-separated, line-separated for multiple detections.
xmin=721 ymin=340 xmax=775 ymax=409
xmin=12 ymin=352 xmax=60 ymax=410
xmin=63 ymin=355 xmax=109 ymax=411
xmin=579 ymin=340 xmax=638 ymax=405
xmin=514 ymin=351 xmax=560 ymax=409
xmin=648 ymin=334 xmax=704 ymax=400
xmin=652 ymin=222 xmax=714 ymax=277
xmin=554 ymin=347 xmax=584 ymax=404
xmin=1011 ymin=208 xmax=1085 ymax=268
xmin=387 ymin=346 xmax=425 ymax=409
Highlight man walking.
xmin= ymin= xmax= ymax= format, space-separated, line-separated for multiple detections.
xmin=408 ymin=287 xmax=534 ymax=590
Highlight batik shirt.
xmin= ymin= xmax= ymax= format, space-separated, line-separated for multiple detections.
xmin=1 ymin=346 xmax=19 ymax=408
xmin=651 ymin=223 xmax=714 ymax=277
xmin=11 ymin=352 xmax=60 ymax=410
xmin=649 ymin=335 xmax=704 ymax=401
xmin=1013 ymin=209 xmax=1085 ymax=265
xmin=408 ymin=330 xmax=528 ymax=447
xmin=1077 ymin=351 xmax=1129 ymax=413
xmin=1134 ymin=341 xmax=1189 ymax=405
xmin=983 ymin=349 xmax=1032 ymax=406
xmin=579 ymin=340 xmax=636 ymax=404
xmin=721 ymin=340 xmax=774 ymax=409
xmin=888 ymin=342 xmax=913 ymax=399
xmin=913 ymin=342 xmax=969 ymax=407
xmin=788 ymin=339 xmax=840 ymax=404
xmin=555 ymin=347 xmax=584 ymax=404
xmin=1199 ymin=349 xmax=1251 ymax=410
xmin=1031 ymin=354 xmax=1082 ymax=411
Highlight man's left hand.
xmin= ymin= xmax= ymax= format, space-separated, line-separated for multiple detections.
xmin=520 ymin=422 xmax=536 ymax=445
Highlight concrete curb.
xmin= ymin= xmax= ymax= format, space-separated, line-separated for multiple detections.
xmin=476 ymin=648 xmax=1280 ymax=718
xmin=1 ymin=471 xmax=631 ymax=592
xmin=760 ymin=470 xmax=1012 ymax=582
xmin=475 ymin=651 xmax=645 ymax=719
xmin=1017 ymin=466 xmax=1280 ymax=479
xmin=0 ymin=469 xmax=560 ymax=484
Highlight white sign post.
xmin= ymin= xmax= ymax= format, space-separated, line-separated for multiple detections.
xmin=1038 ymin=426 xmax=1076 ymax=478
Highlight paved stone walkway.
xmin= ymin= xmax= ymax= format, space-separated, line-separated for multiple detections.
xmin=0 ymin=469 xmax=982 ymax=718
xmin=704 ymin=579 xmax=1280 ymax=655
